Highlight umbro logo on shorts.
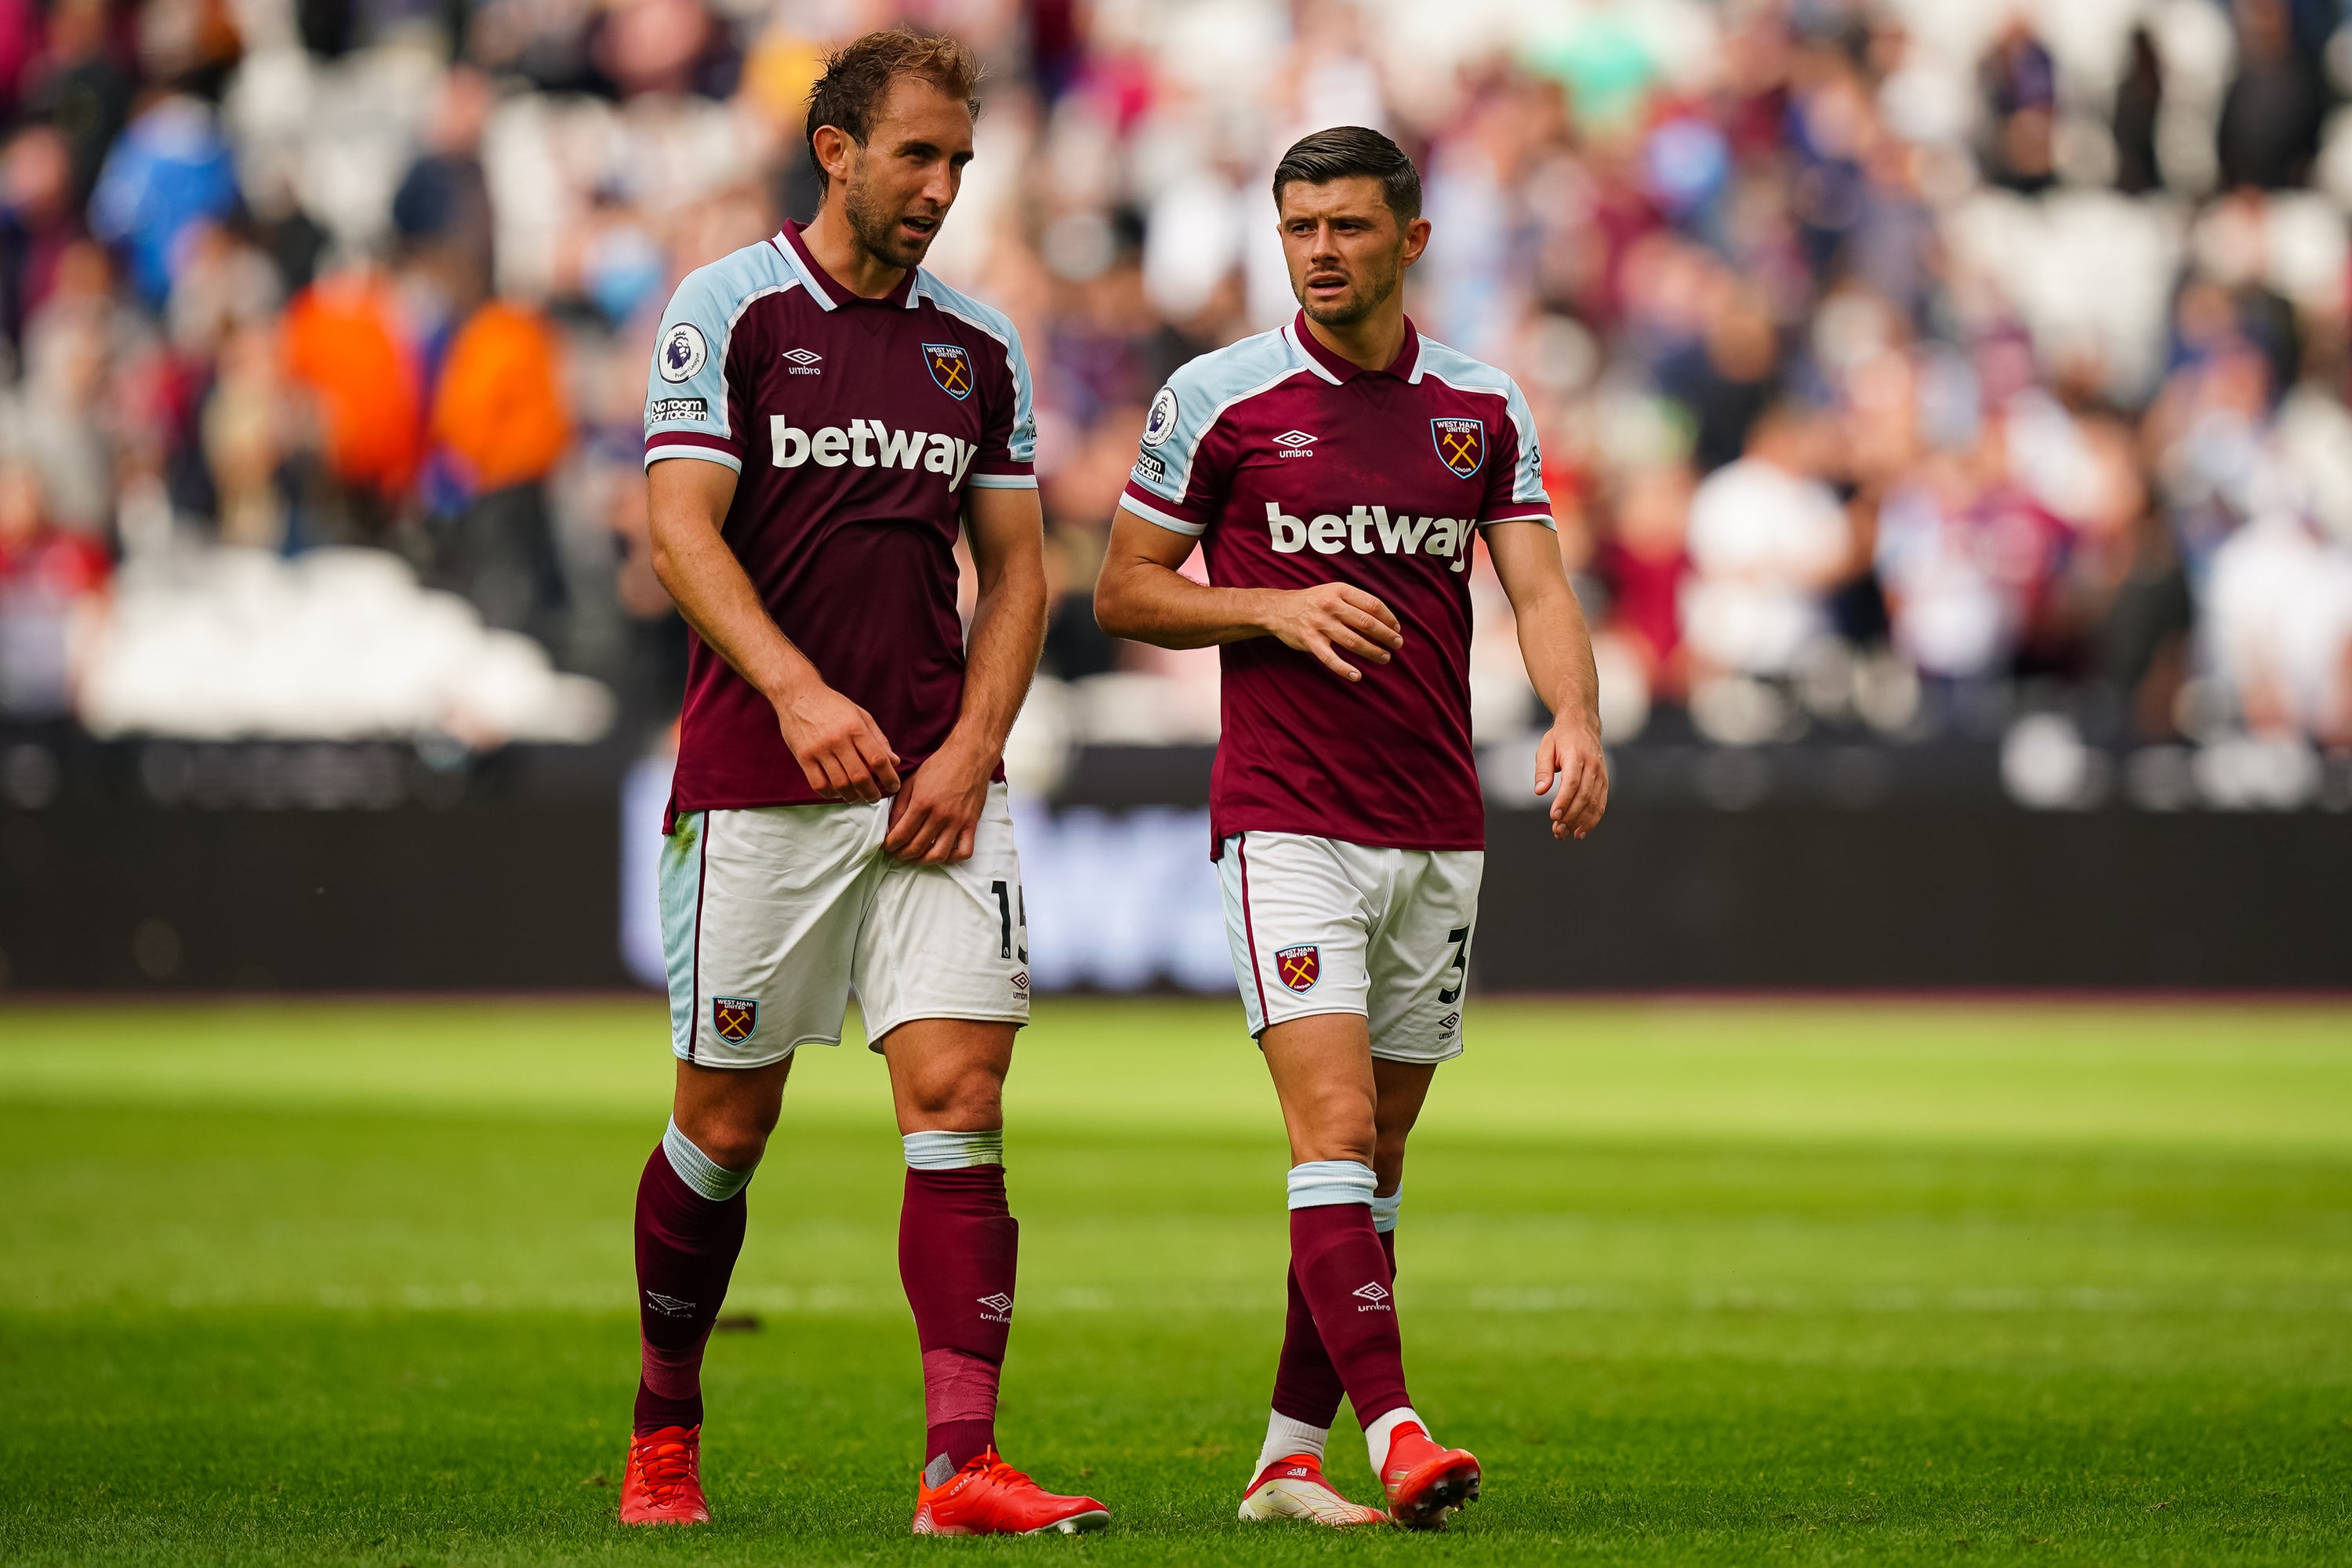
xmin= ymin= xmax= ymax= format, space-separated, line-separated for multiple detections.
xmin=712 ymin=997 xmax=757 ymax=1042
xmin=1275 ymin=944 xmax=1320 ymax=993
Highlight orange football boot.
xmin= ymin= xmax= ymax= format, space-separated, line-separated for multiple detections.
xmin=619 ymin=1425 xmax=710 ymax=1525
xmin=1378 ymin=1423 xmax=1480 ymax=1530
xmin=910 ymin=1450 xmax=1110 ymax=1536
xmin=1237 ymin=1453 xmax=1389 ymax=1526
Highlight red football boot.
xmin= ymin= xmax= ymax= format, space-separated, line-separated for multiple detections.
xmin=619 ymin=1425 xmax=710 ymax=1525
xmin=910 ymin=1450 xmax=1110 ymax=1535
xmin=1237 ymin=1453 xmax=1389 ymax=1526
xmin=1378 ymin=1423 xmax=1480 ymax=1530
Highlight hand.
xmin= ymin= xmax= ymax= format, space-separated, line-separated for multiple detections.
xmin=881 ymin=739 xmax=991 ymax=864
xmin=772 ymin=681 xmax=901 ymax=802
xmin=1535 ymin=713 xmax=1608 ymax=841
xmin=1261 ymin=583 xmax=1403 ymax=682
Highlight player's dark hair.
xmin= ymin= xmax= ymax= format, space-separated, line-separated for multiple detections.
xmin=804 ymin=27 xmax=983 ymax=194
xmin=1272 ymin=126 xmax=1422 ymax=226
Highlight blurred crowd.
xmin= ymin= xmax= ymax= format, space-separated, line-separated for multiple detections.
xmin=4 ymin=0 xmax=2352 ymax=775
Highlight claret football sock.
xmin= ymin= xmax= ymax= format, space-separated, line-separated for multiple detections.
xmin=1272 ymin=1258 xmax=1346 ymax=1428
xmin=632 ymin=1121 xmax=755 ymax=1434
xmin=1287 ymin=1161 xmax=1412 ymax=1432
xmin=899 ymin=1133 xmax=1018 ymax=1477
xmin=1269 ymin=1180 xmax=1403 ymax=1443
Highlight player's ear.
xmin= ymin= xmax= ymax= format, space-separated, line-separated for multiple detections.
xmin=811 ymin=123 xmax=858 ymax=188
xmin=1400 ymin=216 xmax=1432 ymax=268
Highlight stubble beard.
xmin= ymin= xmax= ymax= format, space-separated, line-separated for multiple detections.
xmin=1298 ymin=250 xmax=1402 ymax=329
xmin=843 ymin=163 xmax=938 ymax=271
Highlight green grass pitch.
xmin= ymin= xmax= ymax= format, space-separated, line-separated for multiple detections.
xmin=1 ymin=996 xmax=2348 ymax=1565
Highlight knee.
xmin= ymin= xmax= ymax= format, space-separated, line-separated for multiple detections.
xmin=907 ymin=1065 xmax=1004 ymax=1132
xmin=678 ymin=1106 xmax=774 ymax=1172
xmin=1294 ymin=1097 xmax=1377 ymax=1169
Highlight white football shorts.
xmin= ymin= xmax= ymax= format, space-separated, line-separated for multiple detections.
xmin=660 ymin=782 xmax=1030 ymax=1067
xmin=1218 ymin=831 xmax=1484 ymax=1064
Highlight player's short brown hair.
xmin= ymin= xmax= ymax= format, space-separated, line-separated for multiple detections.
xmin=804 ymin=27 xmax=984 ymax=193
xmin=1272 ymin=125 xmax=1422 ymax=226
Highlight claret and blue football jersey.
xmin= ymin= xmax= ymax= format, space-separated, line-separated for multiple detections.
xmin=1120 ymin=314 xmax=1553 ymax=853
xmin=643 ymin=220 xmax=1037 ymax=815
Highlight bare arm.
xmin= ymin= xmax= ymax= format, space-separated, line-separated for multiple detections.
xmin=880 ymin=483 xmax=1049 ymax=864
xmin=1092 ymin=505 xmax=1403 ymax=681
xmin=646 ymin=457 xmax=901 ymax=802
xmin=1485 ymin=521 xmax=1609 ymax=840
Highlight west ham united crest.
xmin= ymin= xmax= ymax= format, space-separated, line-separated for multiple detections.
xmin=711 ymin=996 xmax=757 ymax=1043
xmin=1432 ymin=417 xmax=1485 ymax=478
xmin=923 ymin=342 xmax=972 ymax=400
xmin=1275 ymin=944 xmax=1321 ymax=993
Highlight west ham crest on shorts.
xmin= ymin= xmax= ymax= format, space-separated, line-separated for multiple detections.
xmin=923 ymin=343 xmax=973 ymax=400
xmin=1275 ymin=944 xmax=1321 ymax=993
xmin=1431 ymin=416 xmax=1485 ymax=478
xmin=711 ymin=996 xmax=757 ymax=1043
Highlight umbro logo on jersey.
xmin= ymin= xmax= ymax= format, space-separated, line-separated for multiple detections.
xmin=771 ymin=417 xmax=979 ymax=488
xmin=978 ymin=1291 xmax=1013 ymax=1322
xmin=782 ymin=347 xmax=822 ymax=373
xmin=1353 ymin=1282 xmax=1392 ymax=1311
xmin=1263 ymin=503 xmax=1474 ymax=572
xmin=1272 ymin=430 xmax=1318 ymax=458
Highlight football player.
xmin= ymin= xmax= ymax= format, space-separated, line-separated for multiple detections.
xmin=1095 ymin=125 xmax=1609 ymax=1529
xmin=625 ymin=27 xmax=1106 ymax=1537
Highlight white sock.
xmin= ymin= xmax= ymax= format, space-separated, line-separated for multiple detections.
xmin=902 ymin=1129 xmax=1004 ymax=1169
xmin=1364 ymin=1405 xmax=1427 ymax=1477
xmin=1286 ymin=1159 xmax=1377 ymax=1209
xmin=662 ymin=1119 xmax=756 ymax=1201
xmin=1254 ymin=1410 xmax=1330 ymax=1476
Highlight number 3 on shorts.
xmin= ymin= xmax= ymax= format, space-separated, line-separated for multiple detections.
xmin=1438 ymin=924 xmax=1472 ymax=1005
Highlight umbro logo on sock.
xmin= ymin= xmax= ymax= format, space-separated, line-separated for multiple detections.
xmin=1353 ymin=1282 xmax=1392 ymax=1311
xmin=978 ymin=1292 xmax=1014 ymax=1323
xmin=645 ymin=1290 xmax=697 ymax=1316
